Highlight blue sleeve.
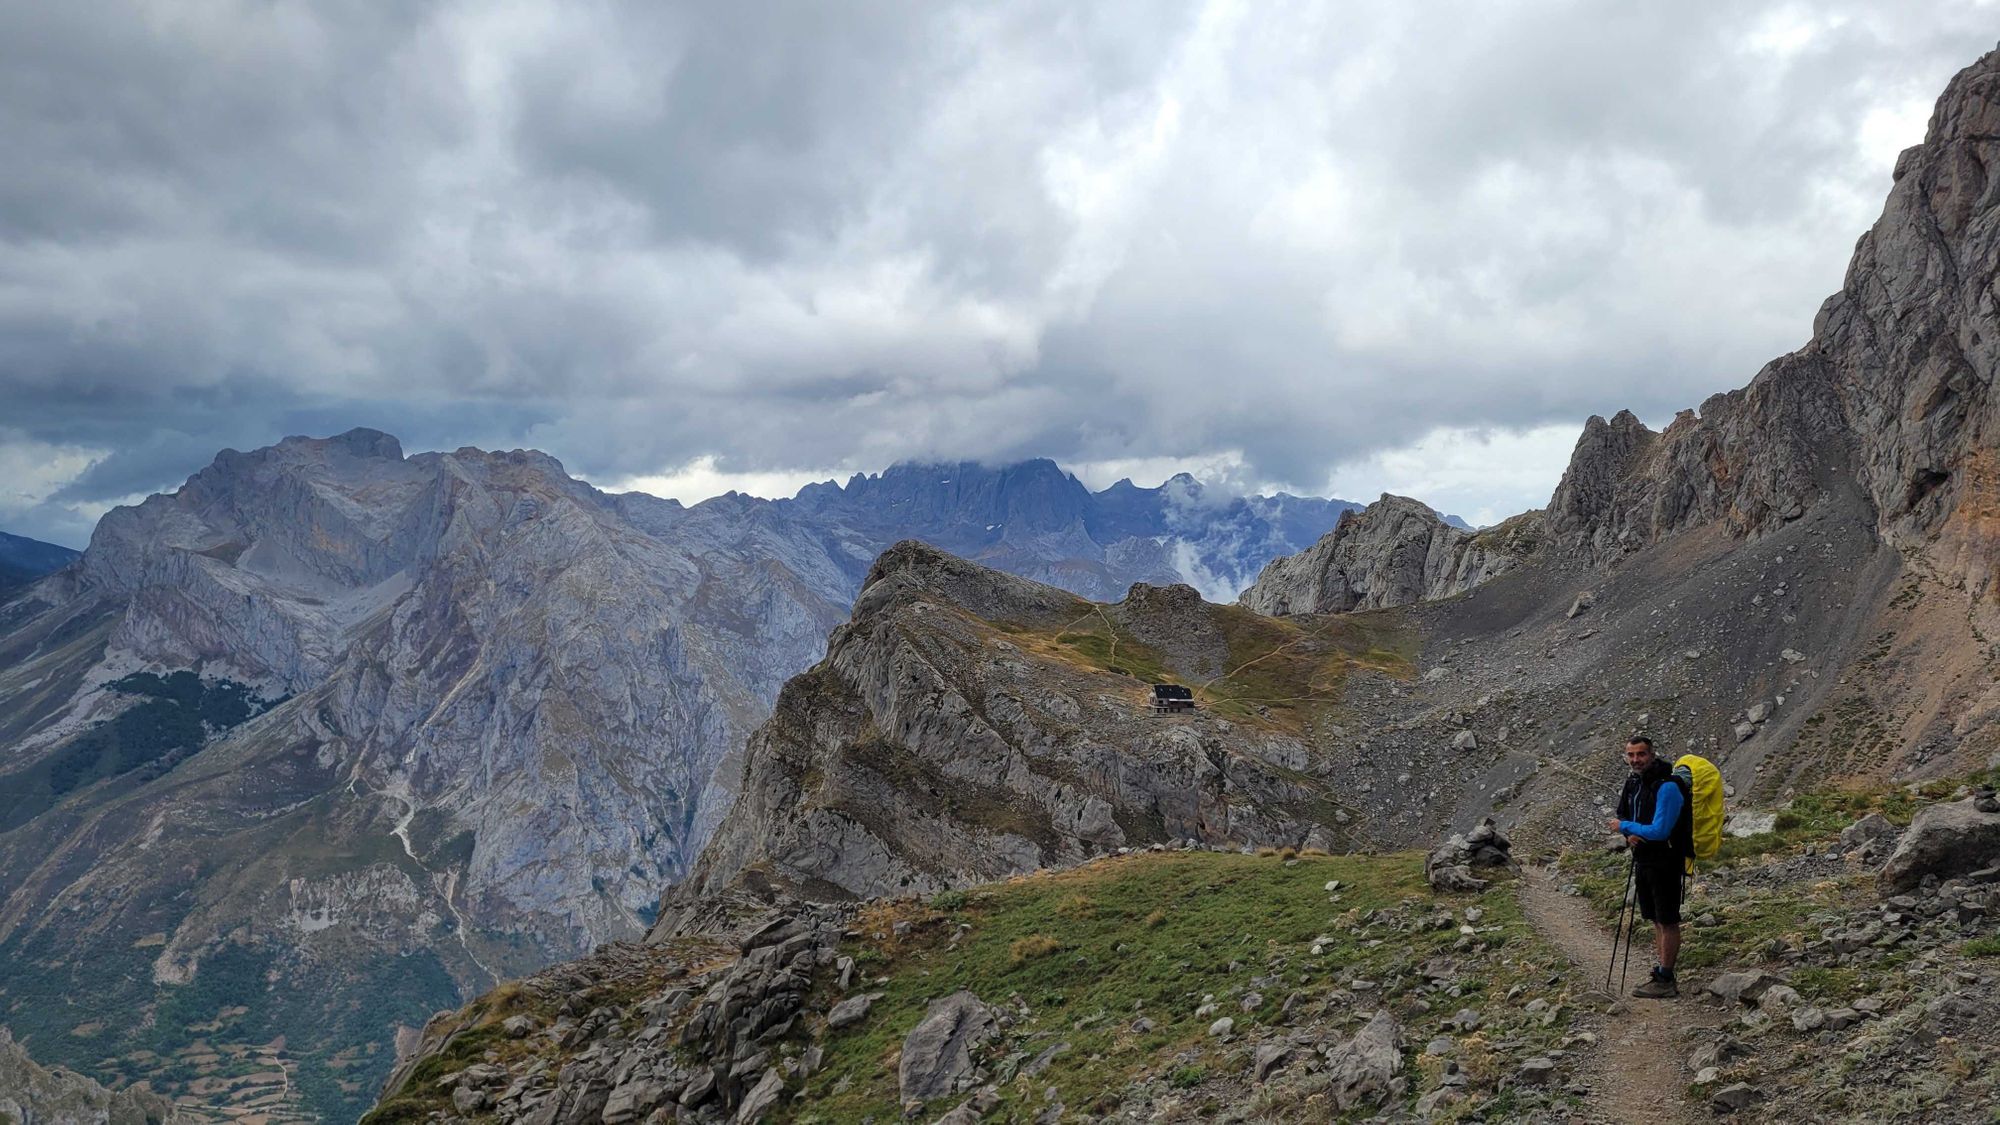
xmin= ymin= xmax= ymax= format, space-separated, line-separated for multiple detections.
xmin=1619 ymin=781 xmax=1683 ymax=842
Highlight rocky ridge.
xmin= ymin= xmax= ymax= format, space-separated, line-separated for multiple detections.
xmin=1250 ymin=49 xmax=2000 ymax=630
xmin=788 ymin=461 xmax=1361 ymax=602
xmin=661 ymin=541 xmax=1377 ymax=923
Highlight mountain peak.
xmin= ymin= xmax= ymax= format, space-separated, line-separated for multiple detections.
xmin=1240 ymin=491 xmax=1519 ymax=615
xmin=274 ymin=426 xmax=405 ymax=461
xmin=856 ymin=539 xmax=1083 ymax=624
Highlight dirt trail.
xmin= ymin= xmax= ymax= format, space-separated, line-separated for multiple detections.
xmin=1519 ymin=867 xmax=1713 ymax=1125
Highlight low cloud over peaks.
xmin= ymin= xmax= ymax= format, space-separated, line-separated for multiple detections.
xmin=3 ymin=1 xmax=1994 ymax=545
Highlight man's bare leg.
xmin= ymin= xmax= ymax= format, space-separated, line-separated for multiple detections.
xmin=1657 ymin=923 xmax=1681 ymax=973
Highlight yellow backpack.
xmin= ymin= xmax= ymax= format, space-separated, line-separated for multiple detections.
xmin=1673 ymin=753 xmax=1725 ymax=870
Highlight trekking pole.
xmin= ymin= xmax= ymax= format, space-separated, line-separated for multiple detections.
xmin=1606 ymin=852 xmax=1634 ymax=991
xmin=1619 ymin=858 xmax=1638 ymax=994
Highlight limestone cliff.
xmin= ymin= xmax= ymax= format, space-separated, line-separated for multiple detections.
xmin=1237 ymin=495 xmax=1533 ymax=615
xmin=1254 ymin=51 xmax=2000 ymax=625
xmin=1545 ymin=53 xmax=2000 ymax=599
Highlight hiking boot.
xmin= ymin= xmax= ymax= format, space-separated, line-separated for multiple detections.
xmin=1632 ymin=970 xmax=1678 ymax=999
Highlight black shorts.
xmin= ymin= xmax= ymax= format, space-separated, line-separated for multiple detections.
xmin=1634 ymin=861 xmax=1683 ymax=926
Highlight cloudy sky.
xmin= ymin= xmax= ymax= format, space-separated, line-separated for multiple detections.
xmin=3 ymin=1 xmax=1995 ymax=546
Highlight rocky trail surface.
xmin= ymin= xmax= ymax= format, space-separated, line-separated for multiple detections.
xmin=1520 ymin=867 xmax=1708 ymax=1125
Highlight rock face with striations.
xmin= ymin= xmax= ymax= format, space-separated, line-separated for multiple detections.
xmin=0 ymin=431 xmax=860 ymax=1120
xmin=1544 ymin=55 xmax=2000 ymax=593
xmin=660 ymin=541 xmax=1357 ymax=921
xmin=1252 ymin=53 xmax=2000 ymax=613
xmin=1239 ymin=494 xmax=1531 ymax=615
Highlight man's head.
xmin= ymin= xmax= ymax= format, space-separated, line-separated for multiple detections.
xmin=1624 ymin=735 xmax=1656 ymax=772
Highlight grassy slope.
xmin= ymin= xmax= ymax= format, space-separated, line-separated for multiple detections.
xmin=794 ymin=850 xmax=1544 ymax=1122
xmin=372 ymin=850 xmax=1578 ymax=1124
xmin=998 ymin=602 xmax=1416 ymax=731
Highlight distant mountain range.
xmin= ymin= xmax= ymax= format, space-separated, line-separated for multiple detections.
xmin=0 ymin=531 xmax=77 ymax=590
xmin=0 ymin=435 xmax=1363 ymax=1121
xmin=786 ymin=459 xmax=1367 ymax=601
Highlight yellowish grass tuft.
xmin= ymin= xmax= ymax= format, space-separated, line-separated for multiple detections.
xmin=1055 ymin=893 xmax=1095 ymax=920
xmin=1010 ymin=934 xmax=1061 ymax=965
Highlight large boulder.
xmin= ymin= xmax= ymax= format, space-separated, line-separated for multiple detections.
xmin=1840 ymin=812 xmax=1898 ymax=850
xmin=1877 ymin=798 xmax=2000 ymax=894
xmin=899 ymin=991 xmax=997 ymax=1105
xmin=1322 ymin=1010 xmax=1403 ymax=1112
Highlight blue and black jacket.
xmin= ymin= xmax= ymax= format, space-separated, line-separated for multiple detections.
xmin=1617 ymin=759 xmax=1693 ymax=868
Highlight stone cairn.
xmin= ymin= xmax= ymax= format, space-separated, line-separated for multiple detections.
xmin=1425 ymin=818 xmax=1514 ymax=893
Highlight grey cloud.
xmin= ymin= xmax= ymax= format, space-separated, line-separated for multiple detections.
xmin=1 ymin=0 xmax=1995 ymax=547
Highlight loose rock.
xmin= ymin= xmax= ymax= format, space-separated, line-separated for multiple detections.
xmin=899 ymin=992 xmax=997 ymax=1104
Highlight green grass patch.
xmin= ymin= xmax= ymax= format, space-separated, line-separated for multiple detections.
xmin=1962 ymin=936 xmax=2000 ymax=958
xmin=787 ymin=849 xmax=1549 ymax=1123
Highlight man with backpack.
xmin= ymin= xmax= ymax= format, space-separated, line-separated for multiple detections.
xmin=1607 ymin=735 xmax=1693 ymax=999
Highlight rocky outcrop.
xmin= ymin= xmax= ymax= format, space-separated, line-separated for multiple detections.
xmin=1544 ymin=53 xmax=2000 ymax=595
xmin=1322 ymin=1010 xmax=1403 ymax=1112
xmin=898 ymin=992 xmax=996 ymax=1106
xmin=0 ymin=1029 xmax=177 ymax=1125
xmin=1238 ymin=495 xmax=1529 ymax=615
xmin=662 ymin=542 xmax=1351 ymax=919
xmin=378 ymin=908 xmax=853 ymax=1124
xmin=1878 ymin=793 xmax=2000 ymax=893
